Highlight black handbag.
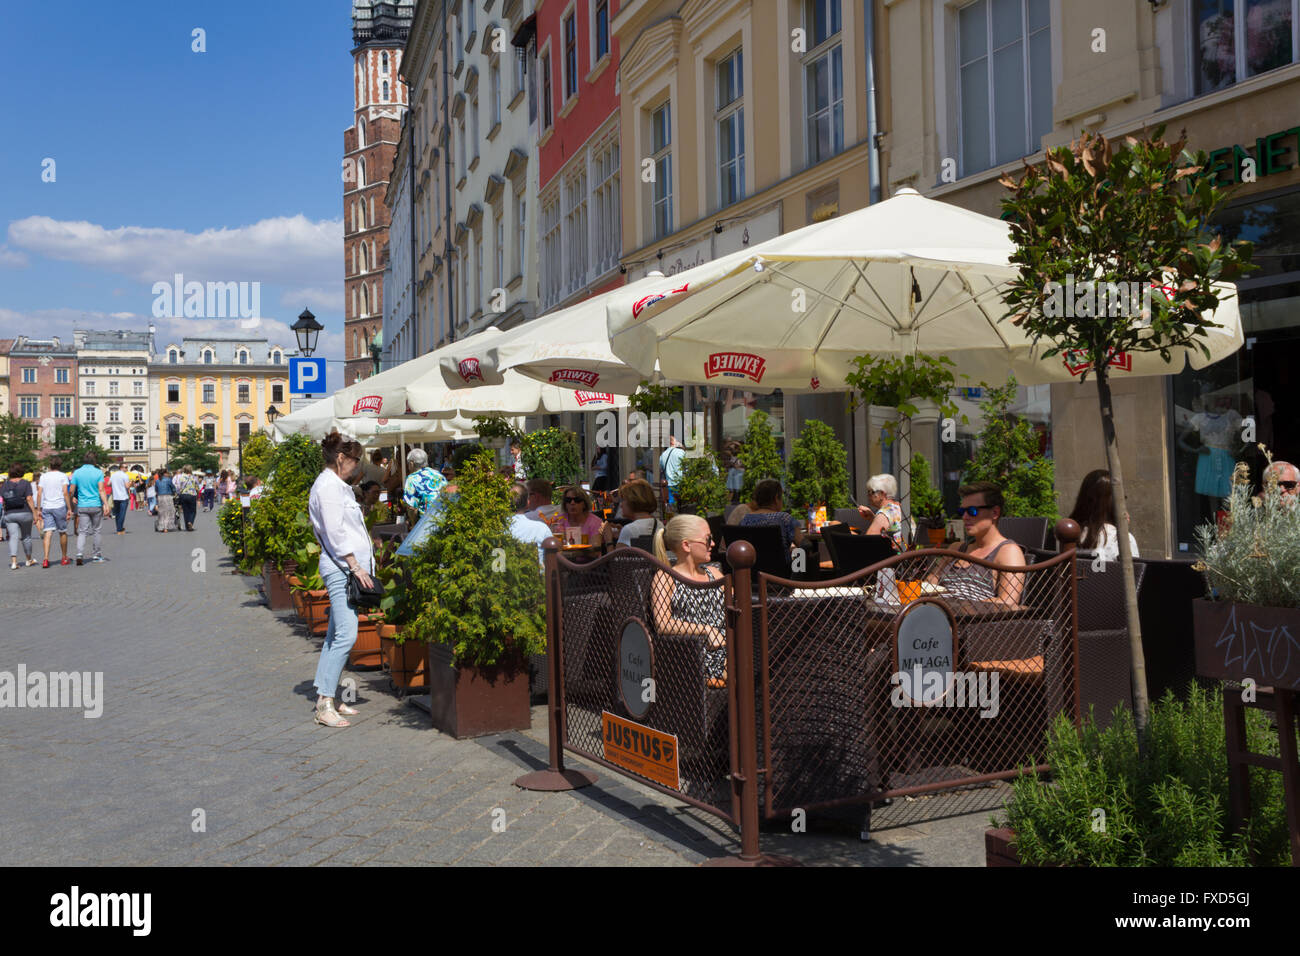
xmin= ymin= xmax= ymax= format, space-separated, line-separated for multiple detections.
xmin=346 ymin=570 xmax=385 ymax=610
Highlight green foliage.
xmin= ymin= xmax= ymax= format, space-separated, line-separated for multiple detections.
xmin=451 ymin=442 xmax=485 ymax=473
xmin=960 ymin=377 xmax=1058 ymax=518
xmin=909 ymin=453 xmax=946 ymax=524
xmin=216 ymin=498 xmax=259 ymax=574
xmin=288 ymin=540 xmax=324 ymax=591
xmin=999 ymin=127 xmax=1256 ymax=379
xmin=627 ymin=380 xmax=683 ymax=416
xmin=167 ymin=425 xmax=219 ymax=474
xmin=786 ymin=419 xmax=851 ymax=510
xmin=1195 ymin=452 xmax=1300 ymax=608
xmin=519 ymin=427 xmax=582 ymax=486
xmin=676 ymin=448 xmax=729 ymax=515
xmin=240 ymin=431 xmax=275 ymax=479
xmin=845 ymin=354 xmax=963 ymax=439
xmin=375 ymin=542 xmax=416 ymax=633
xmin=0 ymin=413 xmax=40 ymax=475
xmin=738 ymin=410 xmax=785 ymax=503
xmin=472 ymin=415 xmax=523 ymax=443
xmin=997 ymin=685 xmax=1289 ymax=866
xmin=244 ymin=434 xmax=322 ymax=571
xmin=403 ymin=449 xmax=545 ymax=667
xmin=52 ymin=424 xmax=109 ymax=468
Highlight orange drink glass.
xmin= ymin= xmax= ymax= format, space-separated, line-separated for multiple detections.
xmin=897 ymin=579 xmax=923 ymax=605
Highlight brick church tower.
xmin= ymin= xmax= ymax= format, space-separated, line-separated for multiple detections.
xmin=344 ymin=0 xmax=413 ymax=386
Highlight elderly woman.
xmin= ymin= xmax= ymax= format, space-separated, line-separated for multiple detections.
xmin=926 ymin=481 xmax=1026 ymax=605
xmin=555 ymin=485 xmax=604 ymax=543
xmin=857 ymin=473 xmax=906 ymax=551
xmin=601 ymin=478 xmax=660 ymax=547
xmin=402 ymin=447 xmax=447 ymax=515
xmin=651 ymin=514 xmax=727 ymax=686
xmin=308 ymin=432 xmax=374 ymax=728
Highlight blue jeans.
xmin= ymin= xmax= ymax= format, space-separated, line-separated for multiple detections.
xmin=314 ymin=564 xmax=357 ymax=699
xmin=113 ymin=499 xmax=128 ymax=532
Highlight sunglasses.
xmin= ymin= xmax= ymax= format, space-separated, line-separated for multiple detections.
xmin=563 ymin=497 xmax=585 ymax=504
xmin=686 ymin=536 xmax=714 ymax=547
xmin=956 ymin=506 xmax=989 ymax=518
xmin=1280 ymin=481 xmax=1298 ymax=491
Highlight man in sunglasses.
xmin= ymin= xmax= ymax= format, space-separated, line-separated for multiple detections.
xmin=1263 ymin=461 xmax=1299 ymax=502
xmin=927 ymin=481 xmax=1026 ymax=606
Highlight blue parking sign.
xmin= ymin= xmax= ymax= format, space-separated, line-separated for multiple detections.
xmin=290 ymin=357 xmax=325 ymax=394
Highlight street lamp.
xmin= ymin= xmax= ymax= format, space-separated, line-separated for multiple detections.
xmin=292 ymin=308 xmax=323 ymax=357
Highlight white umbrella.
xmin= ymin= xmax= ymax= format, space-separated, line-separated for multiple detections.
xmin=273 ymin=396 xmax=486 ymax=445
xmin=605 ymin=187 xmax=1243 ymax=391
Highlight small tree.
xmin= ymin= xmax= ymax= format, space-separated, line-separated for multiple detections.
xmin=245 ymin=433 xmax=322 ymax=571
xmin=738 ymin=409 xmax=785 ymax=503
xmin=961 ymin=376 xmax=1057 ymax=518
xmin=52 ymin=424 xmax=109 ymax=468
xmin=404 ymin=449 xmax=545 ymax=667
xmin=676 ymin=448 xmax=729 ymax=515
xmin=0 ymin=413 xmax=40 ymax=475
xmin=786 ymin=419 xmax=852 ymax=511
xmin=520 ymin=427 xmax=582 ymax=486
xmin=1000 ymin=126 xmax=1256 ymax=739
xmin=909 ymin=453 xmax=947 ymax=531
xmin=167 ymin=426 xmax=219 ymax=473
xmin=240 ymin=431 xmax=275 ymax=479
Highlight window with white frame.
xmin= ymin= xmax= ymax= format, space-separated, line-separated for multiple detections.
xmin=491 ymin=60 xmax=501 ymax=126
xmin=133 ymin=406 xmax=145 ymax=423
xmin=133 ymin=434 xmax=145 ymax=452
xmin=717 ymin=49 xmax=745 ymax=208
xmin=203 ymin=383 xmax=215 ymax=403
xmin=85 ymin=380 xmax=95 ymax=395
xmin=203 ymin=423 xmax=216 ymax=443
xmin=108 ymin=405 xmax=120 ymax=423
xmin=55 ymin=367 xmax=69 ymax=384
xmin=54 ymin=396 xmax=72 ymax=419
xmin=85 ymin=405 xmax=96 ymax=423
xmin=133 ymin=380 xmax=144 ymax=396
xmin=168 ymin=348 xmax=179 ymax=363
xmin=167 ymin=383 xmax=180 ymax=403
xmin=238 ymin=383 xmax=250 ymax=403
xmin=109 ymin=379 xmax=119 ymax=395
xmin=109 ymin=434 xmax=121 ymax=451
xmin=542 ymin=50 xmax=553 ymax=127
xmin=203 ymin=349 xmax=215 ymax=364
xmin=1193 ymin=0 xmax=1297 ymax=95
xmin=592 ymin=138 xmax=620 ymax=276
xmin=957 ymin=0 xmax=1051 ymax=175
xmin=803 ymin=0 xmax=843 ymax=167
xmin=593 ymin=0 xmax=610 ymax=62
xmin=514 ymin=46 xmax=525 ymax=98
xmin=474 ymin=233 xmax=483 ymax=314
xmin=563 ymin=12 xmax=578 ymax=99
xmin=564 ymin=167 xmax=589 ymax=296
xmin=517 ymin=196 xmax=526 ymax=277
xmin=19 ymin=397 xmax=38 ymax=418
xmin=21 ymin=367 xmax=35 ymax=384
xmin=540 ymin=194 xmax=563 ymax=309
xmin=650 ymin=102 xmax=673 ymax=240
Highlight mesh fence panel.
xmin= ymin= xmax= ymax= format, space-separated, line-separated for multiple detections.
xmin=556 ymin=549 xmax=736 ymax=821
xmin=755 ymin=549 xmax=1077 ymax=821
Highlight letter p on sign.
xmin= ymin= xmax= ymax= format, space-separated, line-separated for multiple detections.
xmin=290 ymin=357 xmax=326 ymax=394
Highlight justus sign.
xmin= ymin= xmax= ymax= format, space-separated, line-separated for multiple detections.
xmin=1203 ymin=125 xmax=1300 ymax=185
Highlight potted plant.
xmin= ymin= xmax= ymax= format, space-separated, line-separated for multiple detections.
xmin=674 ymin=448 xmax=729 ymax=516
xmin=989 ymin=685 xmax=1289 ymax=866
xmin=1192 ymin=451 xmax=1300 ymax=691
xmin=375 ymin=544 xmax=427 ymax=693
xmin=909 ymin=453 xmax=948 ymax=546
xmin=786 ymin=419 xmax=852 ymax=519
xmin=844 ymin=353 xmax=963 ymax=436
xmin=245 ymin=434 xmax=322 ymax=610
xmin=404 ymin=448 xmax=546 ymax=737
xmin=737 ymin=409 xmax=785 ymax=504
xmin=287 ymin=541 xmax=329 ymax=636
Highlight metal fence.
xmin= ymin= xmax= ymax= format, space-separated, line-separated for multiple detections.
xmin=521 ymin=529 xmax=1081 ymax=862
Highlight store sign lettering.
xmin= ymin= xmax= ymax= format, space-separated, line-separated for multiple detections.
xmin=1205 ymin=125 xmax=1300 ymax=185
xmin=704 ymin=351 xmax=767 ymax=384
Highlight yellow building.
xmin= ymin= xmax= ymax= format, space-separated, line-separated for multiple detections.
xmin=150 ymin=334 xmax=296 ymax=471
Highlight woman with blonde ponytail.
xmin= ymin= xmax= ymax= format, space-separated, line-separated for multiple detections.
xmin=650 ymin=515 xmax=727 ymax=686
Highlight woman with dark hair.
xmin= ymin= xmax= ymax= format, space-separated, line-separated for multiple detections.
xmin=308 ymin=432 xmax=373 ymax=728
xmin=590 ymin=445 xmax=613 ymax=492
xmin=3 ymin=463 xmax=38 ymax=569
xmin=1068 ymin=469 xmax=1139 ymax=562
xmin=738 ymin=478 xmax=806 ymax=551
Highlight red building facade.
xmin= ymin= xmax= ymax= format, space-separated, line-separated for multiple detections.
xmin=535 ymin=0 xmax=625 ymax=313
xmin=9 ymin=336 xmax=78 ymax=449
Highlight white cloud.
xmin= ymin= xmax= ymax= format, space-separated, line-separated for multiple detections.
xmin=0 ymin=245 xmax=28 ymax=268
xmin=7 ymin=214 xmax=343 ymax=288
xmin=281 ymin=285 xmax=344 ymax=313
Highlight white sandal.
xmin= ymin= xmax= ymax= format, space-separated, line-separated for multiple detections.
xmin=314 ymin=699 xmax=350 ymax=728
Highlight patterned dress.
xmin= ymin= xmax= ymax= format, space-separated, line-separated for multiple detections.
xmin=875 ymin=498 xmax=905 ymax=551
xmin=403 ymin=467 xmax=447 ymax=513
xmin=669 ymin=566 xmax=727 ymax=681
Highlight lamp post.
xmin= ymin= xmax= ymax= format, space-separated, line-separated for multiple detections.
xmin=291 ymin=307 xmax=325 ymax=405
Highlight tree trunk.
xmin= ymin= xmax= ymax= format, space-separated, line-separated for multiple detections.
xmin=1094 ymin=367 xmax=1151 ymax=743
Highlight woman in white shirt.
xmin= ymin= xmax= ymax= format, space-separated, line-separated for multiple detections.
xmin=1068 ymin=469 xmax=1139 ymax=563
xmin=308 ymin=433 xmax=375 ymax=728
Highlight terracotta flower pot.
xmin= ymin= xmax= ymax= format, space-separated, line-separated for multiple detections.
xmin=262 ymin=562 xmax=294 ymax=611
xmin=926 ymin=527 xmax=946 ymax=547
xmin=379 ymin=624 xmax=426 ymax=691
xmin=301 ymin=590 xmax=330 ymax=636
xmin=349 ymin=612 xmax=384 ymax=668
xmin=426 ymin=642 xmax=530 ymax=738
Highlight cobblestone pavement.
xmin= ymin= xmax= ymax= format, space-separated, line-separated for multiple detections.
xmin=0 ymin=505 xmax=994 ymax=866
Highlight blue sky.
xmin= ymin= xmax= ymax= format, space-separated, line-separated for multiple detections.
xmin=0 ymin=0 xmax=358 ymax=391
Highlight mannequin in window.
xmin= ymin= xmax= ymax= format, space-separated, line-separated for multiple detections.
xmin=1178 ymin=389 xmax=1244 ymax=500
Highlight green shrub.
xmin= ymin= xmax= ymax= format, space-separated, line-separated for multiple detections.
xmin=786 ymin=419 xmax=851 ymax=511
xmin=961 ymin=376 xmax=1057 ymax=518
xmin=520 ymin=427 xmax=582 ymax=486
xmin=245 ymin=434 xmax=322 ymax=571
xmin=909 ymin=453 xmax=946 ymax=527
xmin=738 ymin=410 xmax=785 ymax=503
xmin=240 ymin=431 xmax=276 ymax=479
xmin=676 ymin=449 xmax=729 ymax=515
xmin=403 ymin=449 xmax=545 ymax=667
xmin=216 ymin=498 xmax=259 ymax=574
xmin=997 ymin=684 xmax=1289 ymax=866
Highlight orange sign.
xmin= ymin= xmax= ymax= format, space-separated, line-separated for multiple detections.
xmin=601 ymin=711 xmax=680 ymax=790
